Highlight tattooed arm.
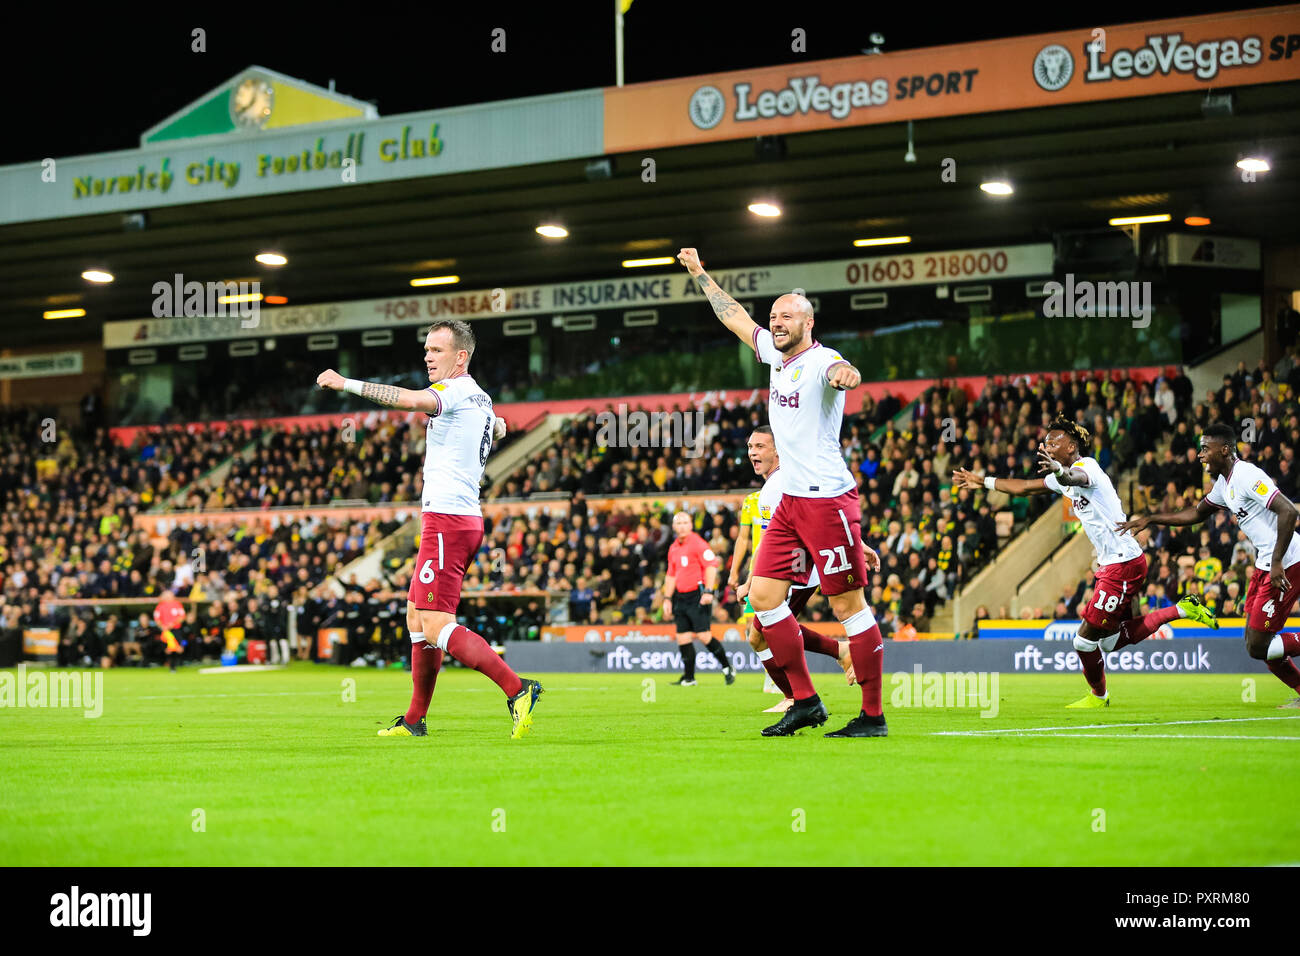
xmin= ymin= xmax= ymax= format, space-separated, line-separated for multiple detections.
xmin=315 ymin=369 xmax=441 ymax=413
xmin=677 ymin=247 xmax=760 ymax=347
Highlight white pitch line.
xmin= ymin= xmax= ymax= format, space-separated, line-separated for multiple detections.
xmin=932 ymin=715 xmax=1300 ymax=736
xmin=966 ymin=733 xmax=1300 ymax=741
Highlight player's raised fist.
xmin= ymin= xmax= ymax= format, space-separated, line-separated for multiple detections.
xmin=493 ymin=416 xmax=508 ymax=441
xmin=827 ymin=364 xmax=861 ymax=391
xmin=677 ymin=248 xmax=703 ymax=275
xmin=316 ymin=369 xmax=345 ymax=390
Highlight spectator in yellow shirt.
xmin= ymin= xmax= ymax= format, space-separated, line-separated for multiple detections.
xmin=1193 ymin=547 xmax=1222 ymax=583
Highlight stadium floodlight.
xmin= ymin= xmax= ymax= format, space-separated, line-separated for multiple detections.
xmin=536 ymin=224 xmax=568 ymax=238
xmin=622 ymin=257 xmax=675 ymax=268
xmin=44 ymin=308 xmax=86 ymax=319
xmin=81 ymin=269 xmax=114 ymax=283
xmin=1107 ymin=214 xmax=1170 ymax=226
xmin=410 ymin=275 xmax=460 ymax=286
xmin=980 ymin=181 xmax=1013 ymax=196
xmin=256 ymin=252 xmax=288 ymax=266
xmin=853 ymin=236 xmax=911 ymax=247
xmin=217 ymin=292 xmax=263 ymax=304
xmin=1236 ymin=156 xmax=1269 ymax=173
xmin=747 ymin=202 xmax=781 ymax=217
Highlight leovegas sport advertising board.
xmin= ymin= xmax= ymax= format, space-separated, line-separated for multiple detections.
xmin=603 ymin=6 xmax=1300 ymax=153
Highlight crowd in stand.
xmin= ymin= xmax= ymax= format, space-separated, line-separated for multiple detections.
xmin=175 ymin=419 xmax=425 ymax=511
xmin=0 ymin=404 xmax=404 ymax=667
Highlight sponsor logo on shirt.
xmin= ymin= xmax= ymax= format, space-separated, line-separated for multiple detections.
xmin=769 ymin=388 xmax=801 ymax=408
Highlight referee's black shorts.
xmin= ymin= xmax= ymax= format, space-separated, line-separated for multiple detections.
xmin=671 ymin=588 xmax=710 ymax=634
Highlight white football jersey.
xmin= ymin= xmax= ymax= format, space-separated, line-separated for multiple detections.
xmin=1044 ymin=457 xmax=1143 ymax=566
xmin=421 ymin=374 xmax=495 ymax=516
xmin=757 ymin=466 xmax=821 ymax=589
xmin=1205 ymin=460 xmax=1300 ymax=571
xmin=752 ymin=328 xmax=854 ymax=499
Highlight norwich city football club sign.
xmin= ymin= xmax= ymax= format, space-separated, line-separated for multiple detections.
xmin=0 ymin=69 xmax=603 ymax=225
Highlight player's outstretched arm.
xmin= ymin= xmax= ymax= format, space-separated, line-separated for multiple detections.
xmin=1116 ymin=498 xmax=1214 ymax=535
xmin=677 ymin=247 xmax=760 ymax=347
xmin=953 ymin=467 xmax=1051 ymax=497
xmin=315 ymin=369 xmax=439 ymax=413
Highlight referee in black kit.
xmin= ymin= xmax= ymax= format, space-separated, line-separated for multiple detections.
xmin=661 ymin=511 xmax=734 ymax=686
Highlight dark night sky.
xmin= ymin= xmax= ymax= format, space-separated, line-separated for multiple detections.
xmin=0 ymin=0 xmax=1285 ymax=163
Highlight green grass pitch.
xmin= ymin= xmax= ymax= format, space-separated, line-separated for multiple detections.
xmin=3 ymin=663 xmax=1297 ymax=866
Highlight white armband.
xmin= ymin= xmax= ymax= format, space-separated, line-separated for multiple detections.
xmin=343 ymin=379 xmax=363 ymax=396
xmin=984 ymin=475 xmax=996 ymax=490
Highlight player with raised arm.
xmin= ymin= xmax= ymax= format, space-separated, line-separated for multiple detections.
xmin=735 ymin=426 xmax=855 ymax=714
xmin=662 ymin=511 xmax=735 ymax=685
xmin=678 ymin=247 xmax=885 ymax=738
xmin=954 ymin=417 xmax=1218 ymax=708
xmin=316 ymin=319 xmax=543 ymax=738
xmin=1118 ymin=422 xmax=1300 ymax=707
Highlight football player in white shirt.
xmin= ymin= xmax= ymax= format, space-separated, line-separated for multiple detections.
xmin=317 ymin=319 xmax=544 ymax=738
xmin=735 ymin=427 xmax=856 ymax=714
xmin=679 ymin=247 xmax=886 ymax=739
xmin=1119 ymin=422 xmax=1300 ymax=707
xmin=955 ymin=417 xmax=1218 ymax=707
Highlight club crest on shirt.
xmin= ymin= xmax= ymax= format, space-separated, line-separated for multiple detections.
xmin=791 ymin=368 xmax=803 ymax=383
